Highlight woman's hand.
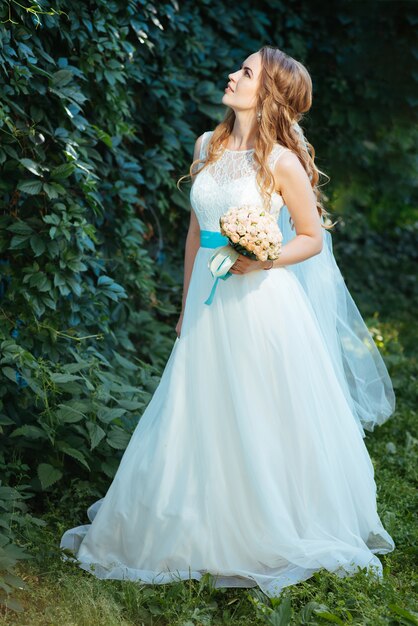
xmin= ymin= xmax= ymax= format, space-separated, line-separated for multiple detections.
xmin=229 ymin=254 xmax=266 ymax=274
xmin=175 ymin=311 xmax=184 ymax=338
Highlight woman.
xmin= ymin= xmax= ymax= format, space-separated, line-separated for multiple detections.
xmin=60 ymin=46 xmax=396 ymax=598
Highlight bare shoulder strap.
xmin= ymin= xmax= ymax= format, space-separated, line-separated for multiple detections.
xmin=269 ymin=144 xmax=292 ymax=170
xmin=199 ymin=130 xmax=214 ymax=161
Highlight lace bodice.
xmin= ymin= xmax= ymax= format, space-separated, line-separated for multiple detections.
xmin=190 ymin=130 xmax=292 ymax=232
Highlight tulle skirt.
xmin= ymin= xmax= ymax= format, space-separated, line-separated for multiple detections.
xmin=60 ymin=238 xmax=395 ymax=597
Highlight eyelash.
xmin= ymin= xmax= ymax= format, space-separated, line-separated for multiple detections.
xmin=243 ymin=69 xmax=250 ymax=77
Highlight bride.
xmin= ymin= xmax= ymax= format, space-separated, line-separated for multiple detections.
xmin=60 ymin=45 xmax=396 ymax=598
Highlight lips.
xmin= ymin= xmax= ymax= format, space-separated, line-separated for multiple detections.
xmin=226 ymin=83 xmax=234 ymax=92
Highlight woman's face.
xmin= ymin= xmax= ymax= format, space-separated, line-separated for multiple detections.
xmin=222 ymin=52 xmax=262 ymax=114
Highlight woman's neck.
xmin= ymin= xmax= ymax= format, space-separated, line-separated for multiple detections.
xmin=227 ymin=113 xmax=258 ymax=150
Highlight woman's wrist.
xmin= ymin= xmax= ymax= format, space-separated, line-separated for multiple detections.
xmin=263 ymin=259 xmax=274 ymax=270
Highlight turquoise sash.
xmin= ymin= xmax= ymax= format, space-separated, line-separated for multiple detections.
xmin=200 ymin=230 xmax=228 ymax=248
xmin=200 ymin=230 xmax=233 ymax=305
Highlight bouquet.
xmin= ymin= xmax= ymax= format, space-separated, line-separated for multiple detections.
xmin=220 ymin=205 xmax=283 ymax=262
xmin=204 ymin=205 xmax=283 ymax=306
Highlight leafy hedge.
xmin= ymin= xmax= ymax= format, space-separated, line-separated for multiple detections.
xmin=0 ymin=0 xmax=417 ymax=612
xmin=0 ymin=0 xmax=182 ymax=609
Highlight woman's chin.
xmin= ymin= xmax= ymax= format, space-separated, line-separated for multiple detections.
xmin=221 ymin=94 xmax=234 ymax=108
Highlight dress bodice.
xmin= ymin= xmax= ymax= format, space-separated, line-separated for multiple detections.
xmin=190 ymin=130 xmax=292 ymax=232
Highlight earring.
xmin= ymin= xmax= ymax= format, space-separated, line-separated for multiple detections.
xmin=256 ymin=110 xmax=261 ymax=124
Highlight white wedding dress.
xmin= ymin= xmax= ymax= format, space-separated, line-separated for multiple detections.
xmin=60 ymin=130 xmax=396 ymax=597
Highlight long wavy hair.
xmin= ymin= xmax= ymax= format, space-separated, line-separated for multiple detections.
xmin=178 ymin=45 xmax=336 ymax=230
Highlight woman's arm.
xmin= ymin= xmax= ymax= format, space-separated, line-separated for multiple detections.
xmin=266 ymin=152 xmax=323 ymax=269
xmin=181 ymin=210 xmax=201 ymax=313
xmin=180 ymin=134 xmax=204 ymax=313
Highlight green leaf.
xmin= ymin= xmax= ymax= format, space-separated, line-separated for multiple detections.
xmin=97 ymin=407 xmax=127 ymax=424
xmin=10 ymin=235 xmax=31 ymax=249
xmin=101 ymin=458 xmax=119 ymax=479
xmin=112 ymin=350 xmax=139 ymax=371
xmin=0 ymin=542 xmax=31 ymax=563
xmin=313 ymin=604 xmax=345 ymax=625
xmin=3 ymin=572 xmax=28 ymax=590
xmin=61 ymin=362 xmax=91 ymax=374
xmin=56 ymin=404 xmax=85 ymax=423
xmin=17 ymin=180 xmax=43 ymax=195
xmin=49 ymin=182 xmax=66 ymax=195
xmin=86 ymin=422 xmax=106 ymax=450
xmin=57 ymin=443 xmax=90 ymax=470
xmin=29 ymin=272 xmax=51 ymax=292
xmin=268 ymin=596 xmax=292 ymax=626
xmin=117 ymin=400 xmax=145 ymax=410
xmin=43 ymin=213 xmax=60 ymax=225
xmin=10 ymin=425 xmax=46 ymax=439
xmin=51 ymin=163 xmax=75 ymax=179
xmin=388 ymin=604 xmax=418 ymax=625
xmin=97 ymin=275 xmax=115 ymax=287
xmin=2 ymin=367 xmax=17 ymax=383
xmin=37 ymin=463 xmax=63 ymax=490
xmin=91 ymin=125 xmax=113 ymax=148
xmin=30 ymin=234 xmax=46 ymax=256
xmin=50 ymin=373 xmax=83 ymax=384
xmin=3 ymin=145 xmax=19 ymax=160
xmin=43 ymin=183 xmax=59 ymax=199
xmin=1 ymin=596 xmax=24 ymax=613
xmin=0 ymin=486 xmax=20 ymax=500
xmin=19 ymin=158 xmax=44 ymax=176
xmin=51 ymin=69 xmax=73 ymax=87
xmin=43 ymin=296 xmax=57 ymax=310
xmin=104 ymin=70 xmax=116 ymax=86
xmin=106 ymin=425 xmax=131 ymax=450
xmin=7 ymin=222 xmax=33 ymax=235
xmin=0 ymin=415 xmax=14 ymax=426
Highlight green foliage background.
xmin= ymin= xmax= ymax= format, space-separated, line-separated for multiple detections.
xmin=0 ymin=0 xmax=417 ymax=617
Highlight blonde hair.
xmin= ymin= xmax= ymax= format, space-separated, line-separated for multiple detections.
xmin=178 ymin=45 xmax=336 ymax=230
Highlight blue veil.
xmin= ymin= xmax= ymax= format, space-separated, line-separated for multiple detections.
xmin=278 ymin=204 xmax=396 ymax=438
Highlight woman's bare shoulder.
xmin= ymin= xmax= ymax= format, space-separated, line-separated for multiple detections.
xmin=270 ymin=144 xmax=304 ymax=196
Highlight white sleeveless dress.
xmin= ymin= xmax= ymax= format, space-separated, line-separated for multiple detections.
xmin=60 ymin=131 xmax=395 ymax=597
